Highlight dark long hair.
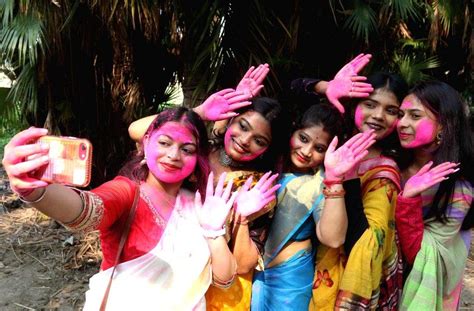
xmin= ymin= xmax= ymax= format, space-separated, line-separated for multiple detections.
xmin=212 ymin=96 xmax=290 ymax=173
xmin=403 ymin=81 xmax=474 ymax=229
xmin=119 ymin=106 xmax=210 ymax=195
xmin=345 ymin=72 xmax=408 ymax=158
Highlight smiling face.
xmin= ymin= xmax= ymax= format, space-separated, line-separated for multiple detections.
xmin=397 ymin=94 xmax=440 ymax=149
xmin=144 ymin=121 xmax=197 ymax=184
xmin=223 ymin=110 xmax=272 ymax=162
xmin=354 ymin=88 xmax=401 ymax=140
xmin=289 ymin=124 xmax=331 ymax=173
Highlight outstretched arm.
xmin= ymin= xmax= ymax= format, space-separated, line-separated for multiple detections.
xmin=2 ymin=127 xmax=84 ymax=223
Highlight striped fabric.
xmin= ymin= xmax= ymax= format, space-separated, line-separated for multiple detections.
xmin=400 ymin=179 xmax=473 ymax=311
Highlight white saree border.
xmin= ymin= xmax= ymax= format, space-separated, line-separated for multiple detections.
xmin=83 ymin=190 xmax=212 ymax=311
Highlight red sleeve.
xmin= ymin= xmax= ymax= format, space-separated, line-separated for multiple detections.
xmin=91 ymin=176 xmax=136 ymax=231
xmin=395 ymin=194 xmax=424 ymax=265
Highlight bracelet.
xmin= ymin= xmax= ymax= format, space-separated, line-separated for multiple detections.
xmin=19 ymin=187 xmax=47 ymax=204
xmin=322 ymin=187 xmax=345 ymax=199
xmin=323 ymin=178 xmax=343 ymax=187
xmin=235 ymin=217 xmax=249 ymax=225
xmin=202 ymin=226 xmax=226 ymax=239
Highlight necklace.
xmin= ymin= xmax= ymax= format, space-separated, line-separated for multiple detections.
xmin=139 ymin=187 xmax=176 ymax=227
xmin=218 ymin=148 xmax=244 ymax=168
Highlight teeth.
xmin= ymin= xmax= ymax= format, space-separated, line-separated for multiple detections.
xmin=367 ymin=123 xmax=382 ymax=130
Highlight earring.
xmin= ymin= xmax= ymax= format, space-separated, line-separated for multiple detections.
xmin=436 ymin=133 xmax=442 ymax=145
xmin=188 ymin=172 xmax=197 ymax=183
xmin=140 ymin=157 xmax=147 ymax=166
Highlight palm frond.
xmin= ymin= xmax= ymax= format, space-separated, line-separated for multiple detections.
xmin=390 ymin=0 xmax=420 ymax=20
xmin=344 ymin=1 xmax=377 ymax=43
xmin=394 ymin=53 xmax=440 ymax=85
xmin=0 ymin=12 xmax=45 ymax=66
xmin=6 ymin=63 xmax=38 ymax=118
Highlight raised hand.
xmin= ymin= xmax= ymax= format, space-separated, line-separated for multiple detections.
xmin=235 ymin=171 xmax=280 ymax=217
xmin=2 ymin=127 xmax=50 ymax=197
xmin=196 ymin=89 xmax=252 ymax=121
xmin=326 ymin=53 xmax=374 ymax=113
xmin=236 ymin=63 xmax=270 ymax=97
xmin=195 ymin=172 xmax=238 ymax=231
xmin=402 ymin=161 xmax=459 ymax=198
xmin=324 ymin=130 xmax=376 ymax=181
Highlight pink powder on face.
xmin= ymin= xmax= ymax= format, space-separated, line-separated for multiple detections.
xmin=354 ymin=105 xmax=364 ymax=129
xmin=400 ymin=100 xmax=413 ymax=110
xmin=405 ymin=118 xmax=437 ymax=148
xmin=146 ymin=122 xmax=197 ymax=183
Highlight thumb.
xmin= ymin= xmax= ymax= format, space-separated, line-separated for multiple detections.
xmin=194 ymin=191 xmax=202 ymax=210
xmin=333 ymin=100 xmax=345 ymax=114
xmin=327 ymin=136 xmax=338 ymax=154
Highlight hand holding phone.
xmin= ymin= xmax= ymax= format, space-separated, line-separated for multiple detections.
xmin=35 ymin=136 xmax=93 ymax=187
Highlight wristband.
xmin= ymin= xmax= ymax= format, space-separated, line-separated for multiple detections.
xmin=19 ymin=187 xmax=47 ymax=204
xmin=202 ymin=226 xmax=226 ymax=239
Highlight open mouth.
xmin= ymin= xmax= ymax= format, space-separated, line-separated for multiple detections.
xmin=366 ymin=122 xmax=384 ymax=131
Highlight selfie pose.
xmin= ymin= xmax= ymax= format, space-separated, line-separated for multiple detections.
xmin=129 ymin=65 xmax=287 ymax=310
xmin=2 ymin=107 xmax=275 ymax=310
xmin=396 ymin=81 xmax=474 ymax=310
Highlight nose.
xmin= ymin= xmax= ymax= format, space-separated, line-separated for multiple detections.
xmin=301 ymin=144 xmax=312 ymax=157
xmin=240 ymin=133 xmax=251 ymax=147
xmin=372 ymin=106 xmax=384 ymax=120
xmin=397 ymin=114 xmax=408 ymax=129
xmin=167 ymin=145 xmax=181 ymax=160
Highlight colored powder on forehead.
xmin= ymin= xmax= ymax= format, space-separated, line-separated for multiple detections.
xmin=153 ymin=123 xmax=195 ymax=143
xmin=400 ymin=100 xmax=414 ymax=110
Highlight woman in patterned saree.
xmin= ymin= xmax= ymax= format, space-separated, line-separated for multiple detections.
xmin=296 ymin=57 xmax=408 ymax=309
xmin=251 ymin=103 xmax=376 ymax=310
xmin=2 ymin=107 xmax=255 ymax=310
xmin=395 ymin=80 xmax=474 ymax=310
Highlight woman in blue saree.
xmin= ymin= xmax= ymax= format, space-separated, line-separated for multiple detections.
xmin=251 ymin=103 xmax=376 ymax=310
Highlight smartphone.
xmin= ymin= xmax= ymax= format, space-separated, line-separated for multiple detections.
xmin=35 ymin=135 xmax=93 ymax=187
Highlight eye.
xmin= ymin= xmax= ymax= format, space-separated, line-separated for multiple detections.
xmin=298 ymin=133 xmax=309 ymax=143
xmin=255 ymin=138 xmax=267 ymax=147
xmin=158 ymin=140 xmax=171 ymax=146
xmin=386 ymin=107 xmax=399 ymax=116
xmin=315 ymin=146 xmax=327 ymax=153
xmin=239 ymin=121 xmax=248 ymax=131
xmin=410 ymin=113 xmax=421 ymax=120
xmin=181 ymin=146 xmax=196 ymax=155
xmin=398 ymin=110 xmax=405 ymax=118
xmin=363 ymin=101 xmax=375 ymax=109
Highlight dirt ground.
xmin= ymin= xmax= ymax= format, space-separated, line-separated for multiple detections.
xmin=0 ymin=167 xmax=473 ymax=310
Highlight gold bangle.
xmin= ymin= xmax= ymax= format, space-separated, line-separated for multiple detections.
xmin=19 ymin=187 xmax=47 ymax=204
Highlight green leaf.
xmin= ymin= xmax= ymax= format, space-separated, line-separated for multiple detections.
xmin=344 ymin=1 xmax=377 ymax=43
